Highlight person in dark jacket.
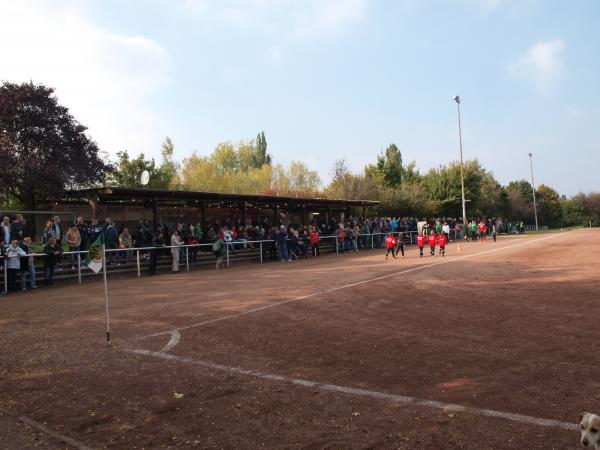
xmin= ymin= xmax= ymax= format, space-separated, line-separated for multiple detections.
xmin=11 ymin=214 xmax=26 ymax=243
xmin=275 ymin=226 xmax=289 ymax=262
xmin=148 ymin=230 xmax=165 ymax=275
xmin=87 ymin=218 xmax=102 ymax=247
xmin=104 ymin=218 xmax=119 ymax=266
xmin=76 ymin=217 xmax=89 ymax=252
xmin=43 ymin=237 xmax=62 ymax=286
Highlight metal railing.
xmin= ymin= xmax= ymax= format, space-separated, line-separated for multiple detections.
xmin=0 ymin=230 xmax=429 ymax=293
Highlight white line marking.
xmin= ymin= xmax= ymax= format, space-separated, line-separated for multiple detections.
xmin=128 ymin=348 xmax=578 ymax=432
xmin=0 ymin=405 xmax=94 ymax=450
xmin=160 ymin=330 xmax=180 ymax=353
xmin=141 ymin=232 xmax=565 ymax=341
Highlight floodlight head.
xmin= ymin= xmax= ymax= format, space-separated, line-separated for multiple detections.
xmin=140 ymin=170 xmax=150 ymax=186
xmin=528 ymin=152 xmax=533 ymax=158
xmin=453 ymin=95 xmax=461 ymax=104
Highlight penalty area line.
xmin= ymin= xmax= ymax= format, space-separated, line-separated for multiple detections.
xmin=140 ymin=231 xmax=565 ymax=341
xmin=128 ymin=348 xmax=577 ymax=432
xmin=0 ymin=405 xmax=94 ymax=450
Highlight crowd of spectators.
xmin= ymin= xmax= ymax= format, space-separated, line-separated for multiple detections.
xmin=0 ymin=212 xmax=519 ymax=294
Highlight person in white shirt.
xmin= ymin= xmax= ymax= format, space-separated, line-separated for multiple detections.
xmin=442 ymin=222 xmax=450 ymax=239
xmin=171 ymin=230 xmax=183 ymax=272
xmin=6 ymin=240 xmax=26 ymax=292
xmin=1 ymin=216 xmax=11 ymax=248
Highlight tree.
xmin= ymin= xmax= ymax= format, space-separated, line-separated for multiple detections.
xmin=420 ymin=160 xmax=484 ymax=216
xmin=253 ymin=131 xmax=272 ymax=168
xmin=154 ymin=136 xmax=180 ymax=189
xmin=506 ymin=180 xmax=534 ymax=221
xmin=284 ymin=161 xmax=321 ymax=195
xmin=325 ymin=159 xmax=381 ymax=207
xmin=110 ymin=150 xmax=157 ymax=188
xmin=366 ymin=143 xmax=403 ymax=188
xmin=584 ymin=193 xmax=600 ymax=226
xmin=536 ymin=184 xmax=563 ymax=227
xmin=212 ymin=142 xmax=239 ymax=174
xmin=562 ymin=193 xmax=587 ymax=226
xmin=476 ymin=173 xmax=506 ymax=217
xmin=506 ymin=180 xmax=534 ymax=203
xmin=0 ymin=81 xmax=111 ymax=210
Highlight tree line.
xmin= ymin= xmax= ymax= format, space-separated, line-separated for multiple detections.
xmin=1 ymin=81 xmax=598 ymax=228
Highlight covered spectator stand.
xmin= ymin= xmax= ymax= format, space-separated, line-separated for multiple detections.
xmin=53 ymin=188 xmax=379 ymax=231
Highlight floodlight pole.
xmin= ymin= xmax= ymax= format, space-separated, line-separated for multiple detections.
xmin=102 ymin=244 xmax=111 ymax=344
xmin=454 ymin=96 xmax=468 ymax=228
xmin=528 ymin=153 xmax=539 ymax=231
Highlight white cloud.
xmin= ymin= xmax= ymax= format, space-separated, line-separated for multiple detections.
xmin=464 ymin=0 xmax=507 ymax=13
xmin=508 ymin=39 xmax=566 ymax=94
xmin=180 ymin=0 xmax=368 ymax=38
xmin=566 ymin=106 xmax=580 ymax=117
xmin=293 ymin=0 xmax=368 ymax=37
xmin=0 ymin=0 xmax=171 ymax=157
xmin=462 ymin=0 xmax=539 ymax=14
xmin=269 ymin=45 xmax=283 ymax=65
xmin=182 ymin=0 xmax=208 ymax=15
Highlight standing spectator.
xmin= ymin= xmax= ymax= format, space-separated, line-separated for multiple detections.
xmin=194 ymin=222 xmax=204 ymax=243
xmin=11 ymin=214 xmax=25 ymax=242
xmin=148 ymin=230 xmax=165 ymax=275
xmin=119 ymin=227 xmax=133 ymax=264
xmin=1 ymin=215 xmax=11 ymax=248
xmin=43 ymin=237 xmax=62 ymax=286
xmin=275 ymin=225 xmax=289 ymax=262
xmin=455 ymin=222 xmax=463 ymax=241
xmin=52 ymin=216 xmax=63 ymax=248
xmin=133 ymin=225 xmax=145 ymax=251
xmin=42 ymin=220 xmax=56 ymax=244
xmin=442 ymin=222 xmax=450 ymax=238
xmin=186 ymin=224 xmax=199 ymax=263
xmin=87 ymin=218 xmax=103 ymax=248
xmin=104 ymin=218 xmax=119 ymax=266
xmin=309 ymin=226 xmax=320 ymax=257
xmin=297 ymin=228 xmax=308 ymax=259
xmin=19 ymin=237 xmax=37 ymax=290
xmin=171 ymin=230 xmax=183 ymax=272
xmin=76 ymin=217 xmax=89 ymax=252
xmin=213 ymin=236 xmax=226 ymax=269
xmin=470 ymin=220 xmax=478 ymax=241
xmin=65 ymin=224 xmax=81 ymax=269
xmin=336 ymin=224 xmax=346 ymax=253
xmin=51 ymin=216 xmax=64 ymax=271
xmin=288 ymin=229 xmax=299 ymax=259
xmin=5 ymin=240 xmax=26 ymax=292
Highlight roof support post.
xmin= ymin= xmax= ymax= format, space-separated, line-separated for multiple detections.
xmin=152 ymin=197 xmax=158 ymax=230
xmin=201 ymin=201 xmax=207 ymax=235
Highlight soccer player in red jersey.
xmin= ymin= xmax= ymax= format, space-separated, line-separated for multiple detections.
xmin=417 ymin=232 xmax=426 ymax=257
xmin=428 ymin=231 xmax=437 ymax=257
xmin=437 ymin=231 xmax=447 ymax=256
xmin=477 ymin=220 xmax=487 ymax=242
xmin=385 ymin=232 xmax=397 ymax=260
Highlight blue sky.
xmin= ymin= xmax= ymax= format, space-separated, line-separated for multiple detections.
xmin=1 ymin=0 xmax=598 ymax=195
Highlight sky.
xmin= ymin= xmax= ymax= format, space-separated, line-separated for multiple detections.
xmin=1 ymin=0 xmax=599 ymax=195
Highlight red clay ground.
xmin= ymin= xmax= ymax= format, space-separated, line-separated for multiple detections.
xmin=1 ymin=230 xmax=599 ymax=449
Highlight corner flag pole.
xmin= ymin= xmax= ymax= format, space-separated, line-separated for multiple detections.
xmin=102 ymin=244 xmax=111 ymax=344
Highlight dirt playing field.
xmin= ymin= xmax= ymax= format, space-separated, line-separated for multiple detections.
xmin=1 ymin=230 xmax=599 ymax=449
